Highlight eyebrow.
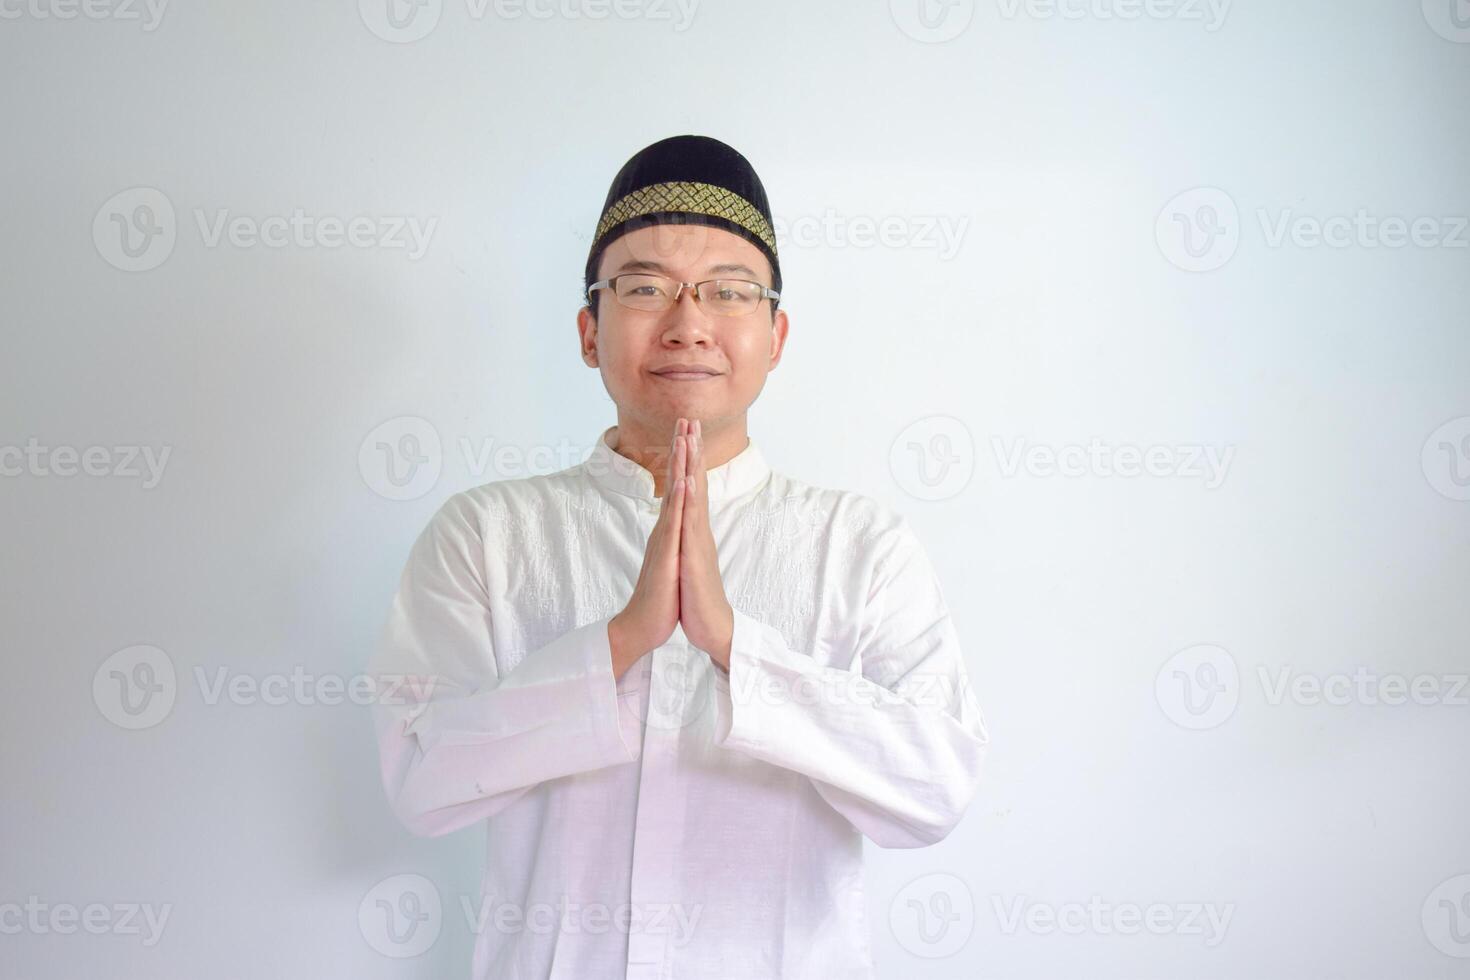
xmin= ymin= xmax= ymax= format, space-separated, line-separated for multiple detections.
xmin=613 ymin=259 xmax=762 ymax=279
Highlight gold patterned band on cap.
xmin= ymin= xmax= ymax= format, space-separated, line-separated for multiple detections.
xmin=593 ymin=180 xmax=778 ymax=255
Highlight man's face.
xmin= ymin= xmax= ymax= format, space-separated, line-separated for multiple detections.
xmin=579 ymin=223 xmax=789 ymax=436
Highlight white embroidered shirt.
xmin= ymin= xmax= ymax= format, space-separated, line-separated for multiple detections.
xmin=368 ymin=424 xmax=990 ymax=979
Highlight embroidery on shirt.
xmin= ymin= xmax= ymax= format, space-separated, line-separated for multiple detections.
xmin=729 ymin=494 xmax=829 ymax=646
xmin=728 ymin=493 xmax=886 ymax=670
xmin=553 ymin=486 xmax=618 ymax=617
xmin=492 ymin=485 xmax=619 ymax=669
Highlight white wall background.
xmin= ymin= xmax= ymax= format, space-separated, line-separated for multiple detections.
xmin=2 ymin=1 xmax=1468 ymax=977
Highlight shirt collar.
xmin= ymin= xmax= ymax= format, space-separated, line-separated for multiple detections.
xmin=585 ymin=424 xmax=771 ymax=504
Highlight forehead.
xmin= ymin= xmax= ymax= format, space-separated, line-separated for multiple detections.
xmin=600 ymin=223 xmax=771 ymax=280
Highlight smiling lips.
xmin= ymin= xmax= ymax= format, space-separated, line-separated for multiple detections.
xmin=651 ymin=364 xmax=722 ymax=381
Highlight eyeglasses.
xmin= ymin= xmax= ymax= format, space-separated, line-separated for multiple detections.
xmin=587 ymin=274 xmax=780 ymax=317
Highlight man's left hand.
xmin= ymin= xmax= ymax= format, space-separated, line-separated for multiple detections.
xmin=676 ymin=418 xmax=735 ymax=672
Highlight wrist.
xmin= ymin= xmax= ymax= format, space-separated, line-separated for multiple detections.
xmin=608 ymin=614 xmax=637 ymax=679
xmin=709 ymin=607 xmax=734 ymax=673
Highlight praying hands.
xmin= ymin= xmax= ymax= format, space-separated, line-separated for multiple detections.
xmin=608 ymin=418 xmax=735 ymax=678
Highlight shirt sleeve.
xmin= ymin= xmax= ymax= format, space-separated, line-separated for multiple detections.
xmin=709 ymin=513 xmax=989 ymax=849
xmin=367 ymin=491 xmax=641 ymax=839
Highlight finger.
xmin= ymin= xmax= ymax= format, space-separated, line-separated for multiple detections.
xmin=647 ymin=448 xmax=676 ymax=573
xmin=678 ymin=419 xmax=693 ymax=492
xmin=657 ymin=419 xmax=686 ymax=525
xmin=658 ymin=428 xmax=688 ymax=560
xmin=680 ymin=423 xmax=693 ymax=536
xmin=667 ymin=419 xmax=685 ymax=503
xmin=686 ymin=419 xmax=706 ymax=523
xmin=667 ymin=468 xmax=687 ymax=573
xmin=682 ymin=445 xmax=702 ymax=550
xmin=673 ymin=421 xmax=688 ymax=512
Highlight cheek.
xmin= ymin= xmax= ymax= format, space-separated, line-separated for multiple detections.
xmin=598 ymin=333 xmax=653 ymax=386
xmin=724 ymin=330 xmax=771 ymax=371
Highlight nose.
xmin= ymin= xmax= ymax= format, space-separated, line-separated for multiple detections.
xmin=659 ymin=283 xmax=715 ymax=347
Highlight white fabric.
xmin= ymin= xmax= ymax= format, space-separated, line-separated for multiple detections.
xmin=367 ymin=424 xmax=990 ymax=979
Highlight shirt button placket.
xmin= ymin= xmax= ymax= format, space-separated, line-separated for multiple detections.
xmin=625 ymin=640 xmax=691 ymax=977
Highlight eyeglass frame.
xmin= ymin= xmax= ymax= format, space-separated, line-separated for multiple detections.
xmin=586 ymin=273 xmax=781 ymax=316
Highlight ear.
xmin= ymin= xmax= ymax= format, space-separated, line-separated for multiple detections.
xmin=577 ymin=305 xmax=600 ymax=367
xmin=766 ymin=307 xmax=790 ymax=372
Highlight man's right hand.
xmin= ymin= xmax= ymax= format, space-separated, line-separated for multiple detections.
xmin=608 ymin=418 xmax=689 ymax=679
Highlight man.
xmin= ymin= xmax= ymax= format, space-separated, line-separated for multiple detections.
xmin=368 ymin=135 xmax=990 ymax=980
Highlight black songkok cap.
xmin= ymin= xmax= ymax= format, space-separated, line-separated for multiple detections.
xmin=584 ymin=135 xmax=781 ymax=306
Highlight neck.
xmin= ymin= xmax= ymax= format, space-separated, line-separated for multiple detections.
xmin=610 ymin=412 xmax=749 ymax=499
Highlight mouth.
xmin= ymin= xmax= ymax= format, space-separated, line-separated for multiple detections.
xmin=650 ymin=369 xmax=723 ymax=382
